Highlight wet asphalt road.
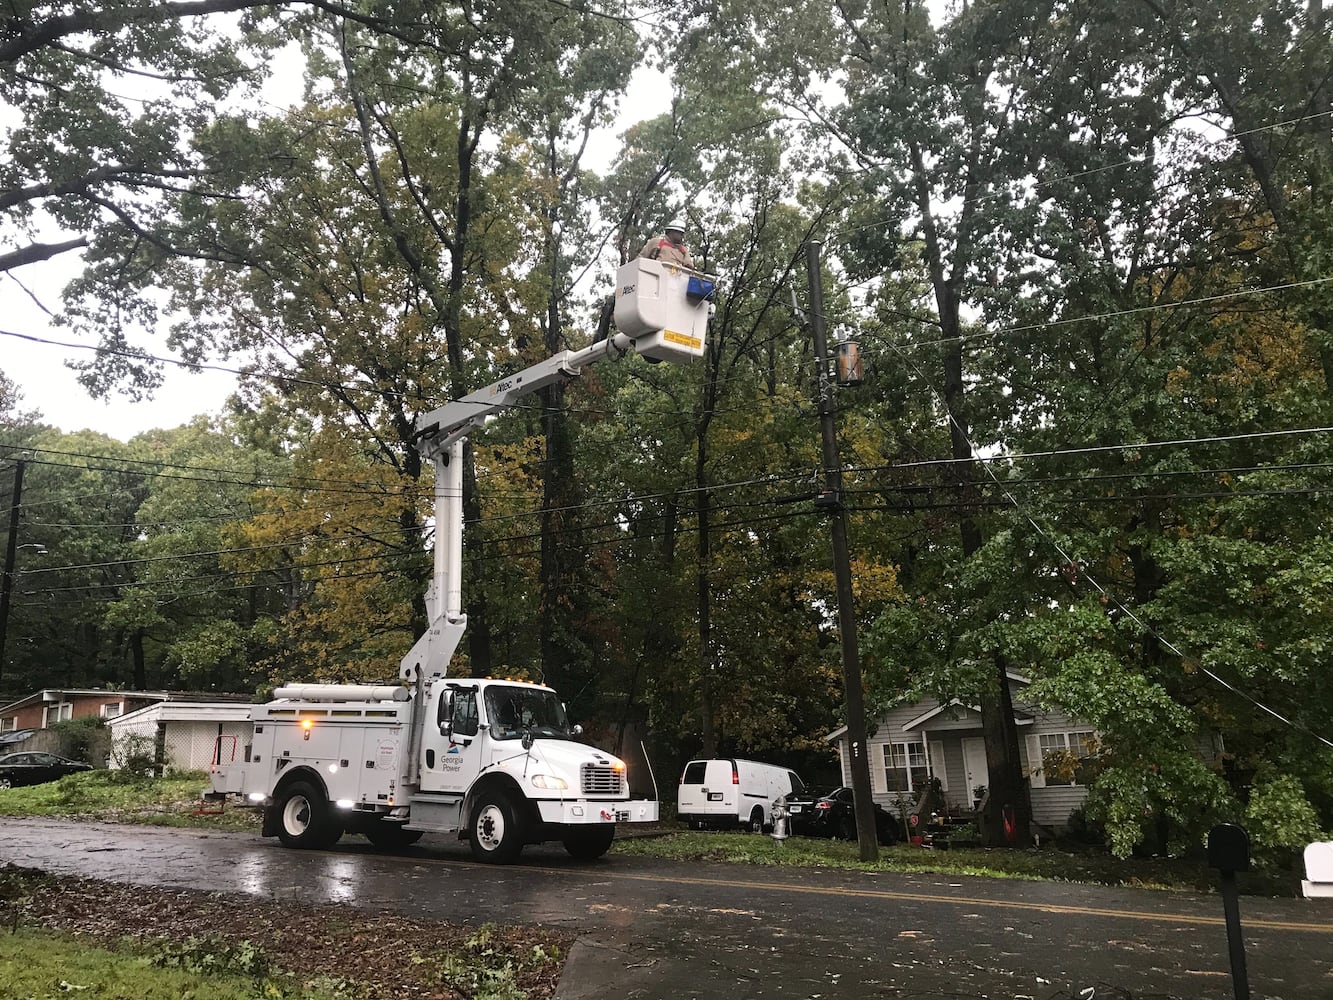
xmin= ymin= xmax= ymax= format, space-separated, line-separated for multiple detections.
xmin=2 ymin=818 xmax=1331 ymax=999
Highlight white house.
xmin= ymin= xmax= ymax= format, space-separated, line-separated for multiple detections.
xmin=825 ymin=673 xmax=1097 ymax=831
xmin=107 ymin=701 xmax=256 ymax=773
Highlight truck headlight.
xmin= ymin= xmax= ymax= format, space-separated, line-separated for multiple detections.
xmin=531 ymin=774 xmax=569 ymax=790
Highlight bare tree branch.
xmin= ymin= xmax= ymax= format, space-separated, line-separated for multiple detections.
xmin=0 ymin=235 xmax=88 ymax=272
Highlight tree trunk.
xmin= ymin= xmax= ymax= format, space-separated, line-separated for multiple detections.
xmin=928 ymin=191 xmax=1032 ymax=848
xmin=131 ymin=628 xmax=146 ymax=691
xmin=696 ymin=437 xmax=717 ymax=757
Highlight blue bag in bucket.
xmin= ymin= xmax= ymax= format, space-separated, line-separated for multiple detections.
xmin=687 ymin=275 xmax=716 ymax=301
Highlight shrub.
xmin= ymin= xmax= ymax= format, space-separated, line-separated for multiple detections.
xmin=49 ymin=716 xmax=104 ymax=762
xmin=110 ymin=732 xmax=157 ymax=779
xmin=1244 ymin=772 xmax=1327 ymax=872
xmin=1059 ymin=806 xmax=1107 ymax=849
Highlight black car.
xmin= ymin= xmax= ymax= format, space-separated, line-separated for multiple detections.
xmin=786 ymin=786 xmax=902 ymax=844
xmin=0 ymin=751 xmax=93 ymax=789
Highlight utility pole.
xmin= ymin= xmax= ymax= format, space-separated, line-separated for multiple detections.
xmin=0 ymin=458 xmax=25 ymax=681
xmin=805 ymin=241 xmax=878 ymax=862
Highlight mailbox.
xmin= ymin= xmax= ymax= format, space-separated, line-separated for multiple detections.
xmin=1207 ymin=823 xmax=1251 ymax=872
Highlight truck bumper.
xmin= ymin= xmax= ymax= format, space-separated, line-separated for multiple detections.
xmin=536 ymin=799 xmax=659 ymax=825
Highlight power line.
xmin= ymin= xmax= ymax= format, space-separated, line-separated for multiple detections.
xmin=875 ymin=341 xmax=1333 ymax=751
xmin=843 ymin=426 xmax=1333 ymax=477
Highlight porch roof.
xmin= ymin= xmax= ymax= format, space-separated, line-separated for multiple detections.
xmin=903 ymin=700 xmax=1035 ymax=732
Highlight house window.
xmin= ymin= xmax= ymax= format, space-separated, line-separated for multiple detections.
xmin=45 ymin=703 xmax=73 ymax=726
xmin=100 ymin=703 xmax=123 ymax=719
xmin=0 ymin=717 xmax=15 ymax=732
xmin=1038 ymin=731 xmax=1098 ymax=786
xmin=882 ymin=741 xmax=929 ymax=793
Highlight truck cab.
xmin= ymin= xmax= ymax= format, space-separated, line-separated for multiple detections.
xmin=417 ymin=678 xmax=650 ymax=862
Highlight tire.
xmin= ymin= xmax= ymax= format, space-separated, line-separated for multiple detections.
xmin=364 ymin=822 xmax=425 ymax=850
xmin=748 ymin=806 xmax=765 ymax=834
xmin=468 ymin=790 xmax=526 ymax=864
xmin=275 ymin=780 xmax=341 ymax=849
xmin=562 ymin=825 xmax=615 ymax=861
xmin=0 ymin=777 xmax=11 ymax=790
xmin=837 ymin=815 xmax=856 ymax=841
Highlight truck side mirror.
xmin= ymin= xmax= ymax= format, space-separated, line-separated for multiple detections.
xmin=437 ymin=690 xmax=454 ymax=738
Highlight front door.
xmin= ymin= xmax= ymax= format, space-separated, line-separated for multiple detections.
xmin=962 ymin=738 xmax=988 ymax=802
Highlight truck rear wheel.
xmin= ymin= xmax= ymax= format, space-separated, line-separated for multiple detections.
xmin=562 ymin=825 xmax=615 ymax=861
xmin=364 ymin=821 xmax=424 ymax=851
xmin=276 ymin=780 xmax=341 ymax=849
xmin=468 ymin=790 xmax=525 ymax=864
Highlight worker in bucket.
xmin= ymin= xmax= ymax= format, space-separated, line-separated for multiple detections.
xmin=639 ymin=216 xmax=696 ymax=269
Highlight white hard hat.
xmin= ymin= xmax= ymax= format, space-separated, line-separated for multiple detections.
xmin=666 ymin=217 xmax=687 ymax=233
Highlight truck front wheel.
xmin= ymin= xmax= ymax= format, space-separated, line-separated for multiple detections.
xmin=562 ymin=825 xmax=615 ymax=861
xmin=468 ymin=791 xmax=525 ymax=864
xmin=276 ymin=780 xmax=341 ymax=849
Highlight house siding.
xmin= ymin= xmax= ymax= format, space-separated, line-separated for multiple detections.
xmin=1 ymin=692 xmax=165 ymax=732
xmin=830 ymin=680 xmax=1095 ymax=833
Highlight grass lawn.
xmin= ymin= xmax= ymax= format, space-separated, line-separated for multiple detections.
xmin=0 ymin=769 xmax=258 ymax=832
xmin=0 ymin=926 xmax=351 ymax=1000
xmin=610 ymin=830 xmax=1298 ymax=896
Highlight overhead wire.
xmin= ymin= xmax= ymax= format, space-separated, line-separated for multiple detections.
xmin=873 ymin=334 xmax=1333 ymax=751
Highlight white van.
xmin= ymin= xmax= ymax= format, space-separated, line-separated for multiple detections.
xmin=677 ymin=758 xmax=806 ymax=831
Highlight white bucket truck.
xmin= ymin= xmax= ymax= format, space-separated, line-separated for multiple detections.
xmin=207 ymin=258 xmax=715 ymax=863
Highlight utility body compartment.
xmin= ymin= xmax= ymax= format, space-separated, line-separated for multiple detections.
xmin=676 ymin=758 xmax=805 ymax=832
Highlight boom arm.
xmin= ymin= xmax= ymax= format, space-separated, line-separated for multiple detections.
xmin=399 ymin=257 xmax=714 ymax=688
xmin=397 ymin=333 xmax=636 ymax=687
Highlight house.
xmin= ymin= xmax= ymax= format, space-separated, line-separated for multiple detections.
xmin=0 ymin=688 xmax=254 ymax=768
xmin=0 ymin=688 xmax=173 ymax=732
xmin=107 ymin=700 xmax=257 ymax=773
xmin=825 ymin=673 xmax=1097 ymax=831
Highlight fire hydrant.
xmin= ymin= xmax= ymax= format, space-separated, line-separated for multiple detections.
xmin=770 ymin=795 xmax=790 ymax=844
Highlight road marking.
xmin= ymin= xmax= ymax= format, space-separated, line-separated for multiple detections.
xmin=324 ymin=847 xmax=1333 ymax=935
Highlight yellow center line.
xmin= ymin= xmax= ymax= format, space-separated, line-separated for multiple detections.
xmin=331 ymin=848 xmax=1333 ymax=935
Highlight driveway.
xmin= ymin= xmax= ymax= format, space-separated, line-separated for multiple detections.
xmin=3 ymin=817 xmax=1331 ymax=999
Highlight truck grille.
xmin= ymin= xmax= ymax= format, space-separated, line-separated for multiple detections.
xmin=581 ymin=763 xmax=624 ymax=796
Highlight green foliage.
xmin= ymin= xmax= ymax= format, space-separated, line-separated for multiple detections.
xmin=110 ymin=733 xmax=159 ymax=778
xmin=150 ymin=935 xmax=271 ymax=979
xmin=0 ymin=927 xmax=351 ymax=1000
xmin=5 ymin=0 xmax=1332 ymax=861
xmin=0 ymin=770 xmax=257 ymax=833
xmin=1244 ymin=772 xmax=1328 ymax=872
xmin=427 ymin=923 xmax=558 ymax=1000
xmin=49 ymin=716 xmax=104 ymax=762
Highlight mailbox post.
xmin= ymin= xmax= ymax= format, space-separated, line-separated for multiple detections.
xmin=1207 ymin=823 xmax=1251 ymax=1000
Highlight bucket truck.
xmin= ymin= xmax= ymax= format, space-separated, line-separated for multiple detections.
xmin=206 ymin=258 xmax=714 ymax=863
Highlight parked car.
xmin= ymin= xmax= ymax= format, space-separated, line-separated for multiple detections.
xmin=786 ymin=786 xmax=902 ymax=844
xmin=677 ymin=758 xmax=807 ymax=832
xmin=0 ymin=751 xmax=93 ymax=789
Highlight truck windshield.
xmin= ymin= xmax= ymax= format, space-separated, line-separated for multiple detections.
xmin=485 ymin=687 xmax=572 ymax=741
